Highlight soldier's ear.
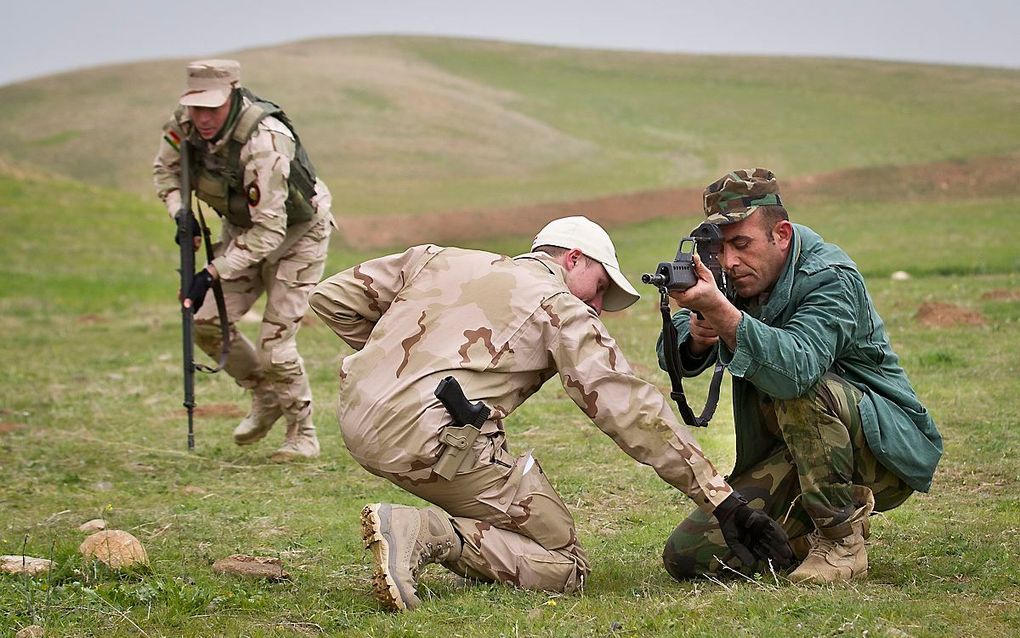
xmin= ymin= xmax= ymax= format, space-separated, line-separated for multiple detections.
xmin=563 ymin=248 xmax=585 ymax=272
xmin=773 ymin=220 xmax=793 ymax=250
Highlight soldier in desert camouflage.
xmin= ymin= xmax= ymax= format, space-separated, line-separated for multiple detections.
xmin=309 ymin=216 xmax=792 ymax=611
xmin=658 ymin=169 xmax=942 ymax=584
xmin=153 ymin=60 xmax=335 ymax=461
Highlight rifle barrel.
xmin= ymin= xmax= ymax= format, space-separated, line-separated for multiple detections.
xmin=179 ymin=139 xmax=196 ymax=451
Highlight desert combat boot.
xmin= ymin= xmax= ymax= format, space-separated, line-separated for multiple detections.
xmin=269 ymin=414 xmax=320 ymax=461
xmin=233 ymin=387 xmax=283 ymax=445
xmin=789 ymin=486 xmax=875 ymax=585
xmin=361 ymin=503 xmax=462 ymax=611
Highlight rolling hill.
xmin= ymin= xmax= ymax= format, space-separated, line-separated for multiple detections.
xmin=1 ymin=35 xmax=1018 ymax=221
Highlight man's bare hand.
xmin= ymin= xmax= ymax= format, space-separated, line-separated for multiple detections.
xmin=688 ymin=313 xmax=719 ymax=355
xmin=668 ymin=254 xmax=725 ymax=316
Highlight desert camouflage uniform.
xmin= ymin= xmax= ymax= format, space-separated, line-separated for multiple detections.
xmin=153 ymin=96 xmax=333 ymax=430
xmin=310 ymin=245 xmax=734 ymax=592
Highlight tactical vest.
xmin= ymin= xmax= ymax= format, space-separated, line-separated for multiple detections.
xmin=180 ymin=89 xmax=318 ymax=228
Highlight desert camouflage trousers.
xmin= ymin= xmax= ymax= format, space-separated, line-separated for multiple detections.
xmin=194 ymin=214 xmax=331 ymax=425
xmin=663 ymin=373 xmax=914 ymax=579
xmin=367 ymin=433 xmax=590 ymax=594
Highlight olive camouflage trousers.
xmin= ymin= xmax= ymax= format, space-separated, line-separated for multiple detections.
xmin=662 ymin=373 xmax=913 ymax=579
xmin=194 ymin=216 xmax=330 ymax=425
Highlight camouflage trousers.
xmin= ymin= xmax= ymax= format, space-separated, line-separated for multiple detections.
xmin=194 ymin=215 xmax=331 ymax=425
xmin=663 ymin=373 xmax=913 ymax=579
xmin=370 ymin=433 xmax=590 ymax=594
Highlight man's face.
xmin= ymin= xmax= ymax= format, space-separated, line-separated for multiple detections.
xmin=719 ymin=213 xmax=793 ymax=299
xmin=188 ymin=99 xmax=232 ymax=140
xmin=563 ymin=250 xmax=610 ymax=316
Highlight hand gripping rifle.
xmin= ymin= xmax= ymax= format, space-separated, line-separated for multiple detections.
xmin=640 ymin=222 xmax=729 ymax=428
xmin=177 ymin=138 xmax=230 ymax=450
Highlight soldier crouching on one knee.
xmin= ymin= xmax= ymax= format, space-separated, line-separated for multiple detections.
xmin=153 ymin=60 xmax=336 ymax=461
xmin=309 ymin=216 xmax=793 ymax=611
xmin=658 ymin=168 xmax=943 ymax=584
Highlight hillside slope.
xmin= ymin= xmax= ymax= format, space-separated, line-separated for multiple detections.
xmin=1 ymin=36 xmax=1018 ymax=216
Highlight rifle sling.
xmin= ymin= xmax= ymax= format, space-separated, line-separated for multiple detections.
xmin=193 ymin=202 xmax=230 ymax=374
xmin=659 ymin=289 xmax=724 ymax=428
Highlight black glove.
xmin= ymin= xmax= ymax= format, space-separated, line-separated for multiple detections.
xmin=714 ymin=491 xmax=794 ymax=569
xmin=184 ymin=269 xmax=215 ymax=312
xmin=174 ymin=211 xmax=201 ymax=246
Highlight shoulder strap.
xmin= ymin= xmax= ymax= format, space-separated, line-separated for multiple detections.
xmin=226 ymin=88 xmax=318 ymax=198
xmin=659 ymin=290 xmax=724 ymax=428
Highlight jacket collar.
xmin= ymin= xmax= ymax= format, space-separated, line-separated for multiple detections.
xmin=514 ymin=251 xmax=568 ymax=285
xmin=759 ymin=224 xmax=803 ymax=323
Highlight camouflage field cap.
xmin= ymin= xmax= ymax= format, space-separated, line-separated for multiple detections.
xmin=703 ymin=168 xmax=783 ymax=224
xmin=179 ymin=59 xmax=241 ymax=107
xmin=532 ymin=215 xmax=640 ymax=312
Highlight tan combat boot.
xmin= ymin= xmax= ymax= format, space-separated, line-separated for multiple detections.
xmin=233 ymin=387 xmax=283 ymax=445
xmin=270 ymin=415 xmax=320 ymax=461
xmin=789 ymin=486 xmax=875 ymax=585
xmin=360 ymin=503 xmax=462 ymax=611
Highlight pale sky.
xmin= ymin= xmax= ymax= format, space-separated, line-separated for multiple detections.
xmin=3 ymin=0 xmax=1019 ymax=86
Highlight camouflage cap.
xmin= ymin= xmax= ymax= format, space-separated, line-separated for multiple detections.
xmin=179 ymin=59 xmax=240 ymax=107
xmin=703 ymin=168 xmax=783 ymax=225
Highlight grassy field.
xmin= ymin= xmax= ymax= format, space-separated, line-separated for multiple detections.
xmin=1 ymin=36 xmax=1019 ymax=216
xmin=1 ymin=161 xmax=1018 ymax=637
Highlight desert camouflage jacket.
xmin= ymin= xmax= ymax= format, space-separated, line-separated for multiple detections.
xmin=152 ymin=96 xmax=332 ymax=280
xmin=310 ymin=245 xmax=733 ymax=514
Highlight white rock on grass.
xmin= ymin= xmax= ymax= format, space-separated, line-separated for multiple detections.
xmin=891 ymin=270 xmax=911 ymax=281
xmin=1 ymin=555 xmax=54 ymax=576
xmin=78 ymin=518 xmax=107 ymax=533
xmin=79 ymin=530 xmax=149 ymax=569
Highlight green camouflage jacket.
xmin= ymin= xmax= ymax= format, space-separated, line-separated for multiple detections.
xmin=658 ymin=224 xmax=942 ymax=492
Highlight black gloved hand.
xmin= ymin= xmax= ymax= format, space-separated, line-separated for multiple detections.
xmin=174 ymin=210 xmax=201 ymax=246
xmin=714 ymin=491 xmax=794 ymax=569
xmin=184 ymin=269 xmax=215 ymax=312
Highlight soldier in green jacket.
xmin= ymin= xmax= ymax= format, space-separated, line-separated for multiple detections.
xmin=657 ymin=168 xmax=942 ymax=584
xmin=153 ymin=60 xmax=335 ymax=460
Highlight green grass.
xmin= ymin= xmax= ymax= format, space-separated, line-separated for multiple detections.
xmin=1 ymin=168 xmax=1019 ymax=636
xmin=1 ymin=36 xmax=1018 ymax=216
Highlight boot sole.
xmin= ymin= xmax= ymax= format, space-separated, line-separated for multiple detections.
xmin=233 ymin=429 xmax=272 ymax=446
xmin=233 ymin=416 xmax=282 ymax=446
xmin=789 ymin=568 xmax=868 ymax=585
xmin=361 ymin=503 xmax=412 ymax=611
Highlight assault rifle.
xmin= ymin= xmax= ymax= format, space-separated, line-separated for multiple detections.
xmin=641 ymin=222 xmax=729 ymax=428
xmin=177 ymin=138 xmax=230 ymax=450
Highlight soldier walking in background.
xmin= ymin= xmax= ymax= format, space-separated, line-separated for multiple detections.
xmin=309 ymin=216 xmax=791 ymax=611
xmin=658 ymin=169 xmax=942 ymax=584
xmin=153 ymin=60 xmax=335 ymax=460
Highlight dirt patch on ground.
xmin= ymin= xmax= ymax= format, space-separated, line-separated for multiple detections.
xmin=915 ymin=302 xmax=987 ymax=327
xmin=981 ymin=288 xmax=1020 ymax=301
xmin=0 ymin=422 xmax=25 ymax=434
xmin=340 ymin=153 xmax=1020 ymax=249
xmin=76 ymin=314 xmax=108 ymax=324
xmin=175 ymin=403 xmax=246 ymax=418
